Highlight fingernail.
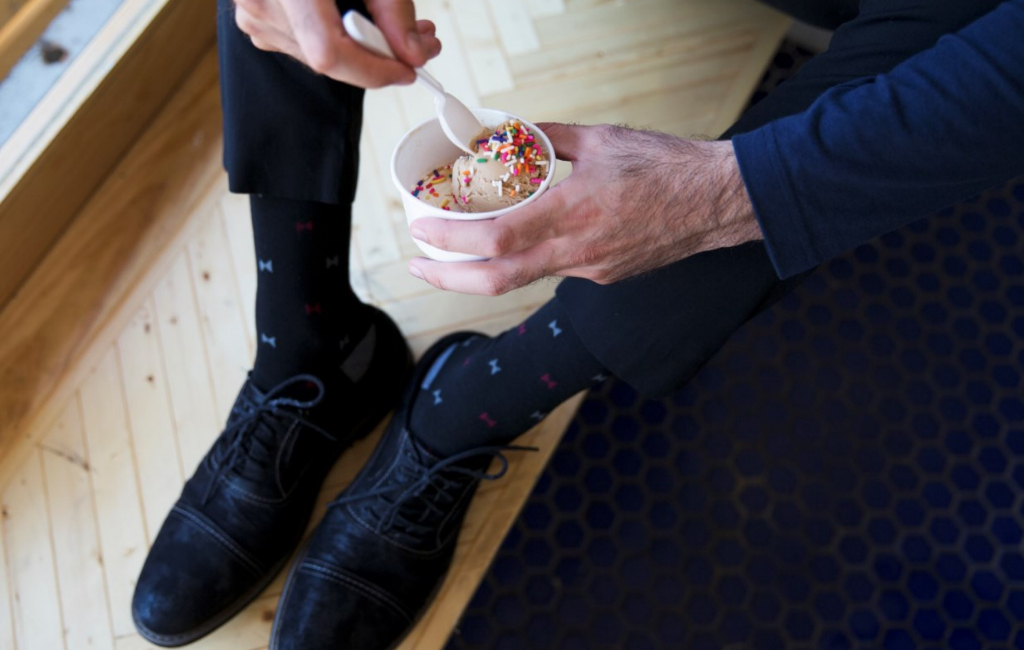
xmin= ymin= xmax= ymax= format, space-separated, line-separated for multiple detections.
xmin=406 ymin=29 xmax=423 ymax=55
xmin=409 ymin=265 xmax=424 ymax=280
xmin=410 ymin=227 xmax=427 ymax=242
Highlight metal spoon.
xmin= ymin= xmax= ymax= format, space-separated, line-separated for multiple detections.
xmin=342 ymin=10 xmax=485 ymax=155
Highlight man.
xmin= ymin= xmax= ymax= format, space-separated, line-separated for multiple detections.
xmin=131 ymin=0 xmax=1024 ymax=648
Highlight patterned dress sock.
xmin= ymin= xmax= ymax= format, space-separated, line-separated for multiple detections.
xmin=249 ymin=195 xmax=374 ymax=392
xmin=409 ymin=299 xmax=608 ymax=457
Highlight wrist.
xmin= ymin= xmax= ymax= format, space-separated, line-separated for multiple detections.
xmin=699 ymin=140 xmax=762 ymax=252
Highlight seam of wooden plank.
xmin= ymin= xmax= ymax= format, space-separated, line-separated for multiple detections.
xmin=0 ymin=487 xmax=15 ymax=650
xmin=485 ymin=0 xmax=540 ymax=56
xmin=183 ymin=243 xmax=225 ymax=413
xmin=149 ymin=298 xmax=190 ymax=482
xmin=218 ymin=193 xmax=258 ymax=355
xmin=79 ymin=348 xmax=151 ymax=637
xmin=74 ymin=391 xmax=120 ymax=650
xmin=35 ymin=448 xmax=70 ymax=650
xmin=187 ymin=201 xmax=253 ymax=418
xmin=4 ymin=450 xmax=65 ymax=649
xmin=112 ymin=346 xmax=157 ymax=548
xmin=153 ymin=252 xmax=225 ymax=474
xmin=116 ymin=300 xmax=187 ymax=543
xmin=216 ymin=209 xmax=257 ymax=358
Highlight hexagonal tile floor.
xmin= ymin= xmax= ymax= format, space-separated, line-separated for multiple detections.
xmin=447 ymin=42 xmax=1024 ymax=650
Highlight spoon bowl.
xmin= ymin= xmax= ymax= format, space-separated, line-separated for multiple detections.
xmin=342 ymin=10 xmax=485 ymax=154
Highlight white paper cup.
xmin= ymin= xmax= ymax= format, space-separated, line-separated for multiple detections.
xmin=390 ymin=108 xmax=557 ymax=262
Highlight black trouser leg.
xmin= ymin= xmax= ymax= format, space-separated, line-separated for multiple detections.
xmin=216 ymin=0 xmax=384 ymax=396
xmin=216 ymin=0 xmax=369 ymax=204
xmin=556 ymin=0 xmax=1006 ymax=396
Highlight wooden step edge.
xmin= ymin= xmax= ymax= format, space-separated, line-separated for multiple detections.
xmin=0 ymin=0 xmax=216 ymax=313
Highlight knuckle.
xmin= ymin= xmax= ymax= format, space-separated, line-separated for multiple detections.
xmin=234 ymin=0 xmax=263 ymax=17
xmin=303 ymin=42 xmax=337 ymax=74
xmin=431 ymin=221 xmax=449 ymax=249
xmin=234 ymin=9 xmax=260 ymax=35
xmin=484 ymin=225 xmax=513 ymax=258
xmin=593 ymin=266 xmax=621 ymax=285
xmin=594 ymin=124 xmax=616 ymax=140
xmin=422 ymin=269 xmax=444 ymax=291
xmin=580 ymin=266 xmax=607 ymax=284
xmin=250 ymin=36 xmax=272 ymax=51
xmin=569 ymin=245 xmax=599 ymax=268
xmin=483 ymin=275 xmax=509 ymax=296
xmin=486 ymin=267 xmax=528 ymax=296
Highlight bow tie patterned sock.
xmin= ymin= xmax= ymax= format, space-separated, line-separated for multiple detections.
xmin=409 ymin=299 xmax=608 ymax=457
xmin=249 ymin=195 xmax=374 ymax=394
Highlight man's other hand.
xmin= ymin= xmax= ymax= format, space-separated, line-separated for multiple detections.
xmin=233 ymin=0 xmax=442 ymax=88
xmin=406 ymin=124 xmax=764 ymax=296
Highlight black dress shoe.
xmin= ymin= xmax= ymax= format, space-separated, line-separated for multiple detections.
xmin=270 ymin=332 xmax=535 ymax=650
xmin=132 ymin=310 xmax=411 ymax=647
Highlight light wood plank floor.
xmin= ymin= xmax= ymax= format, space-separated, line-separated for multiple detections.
xmin=0 ymin=1 xmax=788 ymax=648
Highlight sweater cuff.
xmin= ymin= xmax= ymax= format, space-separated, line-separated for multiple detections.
xmin=732 ymin=125 xmax=818 ymax=279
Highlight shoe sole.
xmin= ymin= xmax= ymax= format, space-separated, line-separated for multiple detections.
xmin=135 ymin=339 xmax=414 ymax=647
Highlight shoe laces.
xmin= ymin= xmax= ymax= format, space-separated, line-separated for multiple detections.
xmin=330 ymin=441 xmax=537 ymax=536
xmin=202 ymin=374 xmax=338 ymax=505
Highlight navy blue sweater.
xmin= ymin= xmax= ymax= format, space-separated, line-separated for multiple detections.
xmin=732 ymin=0 xmax=1024 ymax=279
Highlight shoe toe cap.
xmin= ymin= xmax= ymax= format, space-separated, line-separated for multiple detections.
xmin=272 ymin=560 xmax=414 ymax=650
xmin=132 ymin=507 xmax=265 ymax=644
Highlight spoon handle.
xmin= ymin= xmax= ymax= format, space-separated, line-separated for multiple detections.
xmin=342 ymin=10 xmax=445 ymax=97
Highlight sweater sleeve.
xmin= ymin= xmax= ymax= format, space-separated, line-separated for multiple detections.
xmin=732 ymin=0 xmax=1024 ymax=279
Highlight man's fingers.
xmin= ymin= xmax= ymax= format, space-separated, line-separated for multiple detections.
xmin=235 ymin=0 xmax=288 ymax=28
xmin=408 ymin=251 xmax=550 ymax=296
xmin=366 ymin=0 xmax=426 ymax=67
xmin=235 ymin=7 xmax=300 ymax=57
xmin=279 ymin=0 xmax=414 ymax=86
xmin=411 ymin=187 xmax=569 ymax=257
xmin=324 ymin=41 xmax=417 ymax=87
xmin=534 ymin=122 xmax=593 ymax=162
xmin=280 ymin=0 xmax=344 ymax=72
xmin=409 ymin=218 xmax=530 ymax=258
xmin=416 ymin=19 xmax=436 ymax=36
xmin=417 ymin=19 xmax=442 ymax=59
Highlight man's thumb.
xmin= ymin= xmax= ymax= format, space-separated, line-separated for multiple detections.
xmin=366 ymin=0 xmax=426 ymax=67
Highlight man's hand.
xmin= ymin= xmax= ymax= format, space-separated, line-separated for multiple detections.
xmin=233 ymin=0 xmax=442 ymax=88
xmin=407 ymin=124 xmax=764 ymax=296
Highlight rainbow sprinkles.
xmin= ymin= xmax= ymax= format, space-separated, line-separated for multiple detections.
xmin=410 ymin=120 xmax=550 ymax=214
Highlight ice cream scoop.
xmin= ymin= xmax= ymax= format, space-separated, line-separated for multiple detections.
xmin=449 ymin=120 xmax=549 ymax=213
xmin=343 ymin=10 xmax=485 ymax=155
